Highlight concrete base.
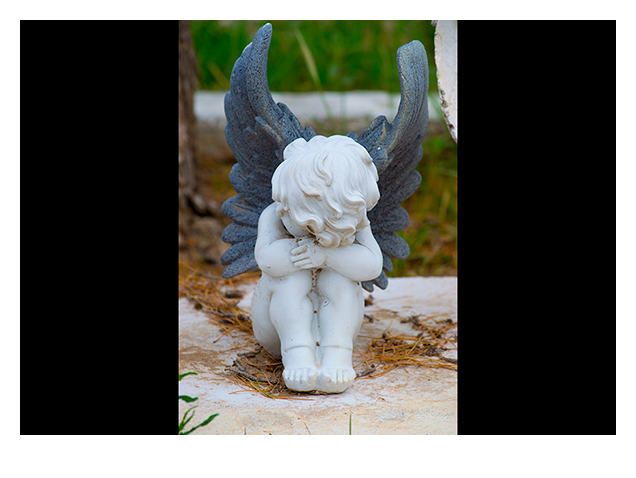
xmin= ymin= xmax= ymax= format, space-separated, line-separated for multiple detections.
xmin=179 ymin=277 xmax=457 ymax=435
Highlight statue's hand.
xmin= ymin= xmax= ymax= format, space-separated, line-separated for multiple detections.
xmin=290 ymin=238 xmax=326 ymax=269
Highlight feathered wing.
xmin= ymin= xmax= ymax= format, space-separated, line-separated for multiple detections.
xmin=221 ymin=23 xmax=316 ymax=278
xmin=348 ymin=40 xmax=429 ymax=292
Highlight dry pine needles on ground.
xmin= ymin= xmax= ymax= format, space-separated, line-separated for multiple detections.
xmin=179 ymin=262 xmax=257 ymax=337
xmin=179 ymin=264 xmax=457 ymax=399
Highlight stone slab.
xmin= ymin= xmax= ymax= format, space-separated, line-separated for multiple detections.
xmin=179 ymin=277 xmax=457 ymax=435
xmin=194 ymin=90 xmax=441 ymax=128
xmin=194 ymin=90 xmax=444 ymax=160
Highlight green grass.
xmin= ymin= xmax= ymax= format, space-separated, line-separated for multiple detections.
xmin=190 ymin=20 xmax=437 ymax=93
xmin=179 ymin=372 xmax=218 ymax=435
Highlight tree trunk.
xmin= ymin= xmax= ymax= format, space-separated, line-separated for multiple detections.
xmin=178 ymin=20 xmax=199 ymax=250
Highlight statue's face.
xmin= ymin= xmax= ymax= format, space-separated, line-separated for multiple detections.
xmin=280 ymin=209 xmax=311 ymax=239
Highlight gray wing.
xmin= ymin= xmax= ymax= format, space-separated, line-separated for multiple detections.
xmin=221 ymin=23 xmax=316 ymax=278
xmin=347 ymin=40 xmax=429 ymax=292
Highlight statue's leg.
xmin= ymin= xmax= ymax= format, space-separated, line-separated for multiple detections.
xmin=250 ymin=274 xmax=282 ymax=358
xmin=267 ymin=270 xmax=318 ymax=391
xmin=315 ymin=268 xmax=364 ymax=393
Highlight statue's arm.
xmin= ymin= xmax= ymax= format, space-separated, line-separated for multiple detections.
xmin=254 ymin=204 xmax=303 ymax=278
xmin=322 ymin=226 xmax=383 ymax=282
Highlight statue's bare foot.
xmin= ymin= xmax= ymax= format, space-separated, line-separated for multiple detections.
xmin=281 ymin=346 xmax=318 ymax=392
xmin=317 ymin=346 xmax=356 ymax=393
xmin=283 ymin=366 xmax=319 ymax=391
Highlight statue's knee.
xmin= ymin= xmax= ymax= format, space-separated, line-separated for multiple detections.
xmin=316 ymin=269 xmax=360 ymax=300
xmin=271 ymin=270 xmax=312 ymax=302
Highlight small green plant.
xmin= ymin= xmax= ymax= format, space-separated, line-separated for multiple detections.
xmin=179 ymin=372 xmax=218 ymax=435
xmin=349 ymin=412 xmax=352 ymax=435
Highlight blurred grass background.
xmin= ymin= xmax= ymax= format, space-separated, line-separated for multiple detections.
xmin=191 ymin=20 xmax=438 ymax=93
xmin=190 ymin=20 xmax=456 ymax=277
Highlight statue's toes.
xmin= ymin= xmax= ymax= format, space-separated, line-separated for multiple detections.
xmin=317 ymin=368 xmax=355 ymax=393
xmin=283 ymin=367 xmax=318 ymax=392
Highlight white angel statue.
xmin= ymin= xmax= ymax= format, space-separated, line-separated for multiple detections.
xmin=220 ymin=23 xmax=429 ymax=393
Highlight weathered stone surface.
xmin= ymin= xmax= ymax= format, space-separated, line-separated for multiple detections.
xmin=434 ymin=20 xmax=457 ymax=142
xmin=179 ymin=277 xmax=457 ymax=435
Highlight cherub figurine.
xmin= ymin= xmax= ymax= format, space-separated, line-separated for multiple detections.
xmin=251 ymin=135 xmax=382 ymax=393
xmin=220 ymin=23 xmax=429 ymax=393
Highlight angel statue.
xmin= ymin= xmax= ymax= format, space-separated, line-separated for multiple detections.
xmin=220 ymin=23 xmax=429 ymax=393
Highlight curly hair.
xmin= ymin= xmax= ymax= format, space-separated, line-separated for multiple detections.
xmin=271 ymin=135 xmax=380 ymax=248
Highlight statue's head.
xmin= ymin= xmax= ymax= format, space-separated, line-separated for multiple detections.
xmin=272 ymin=135 xmax=380 ymax=248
